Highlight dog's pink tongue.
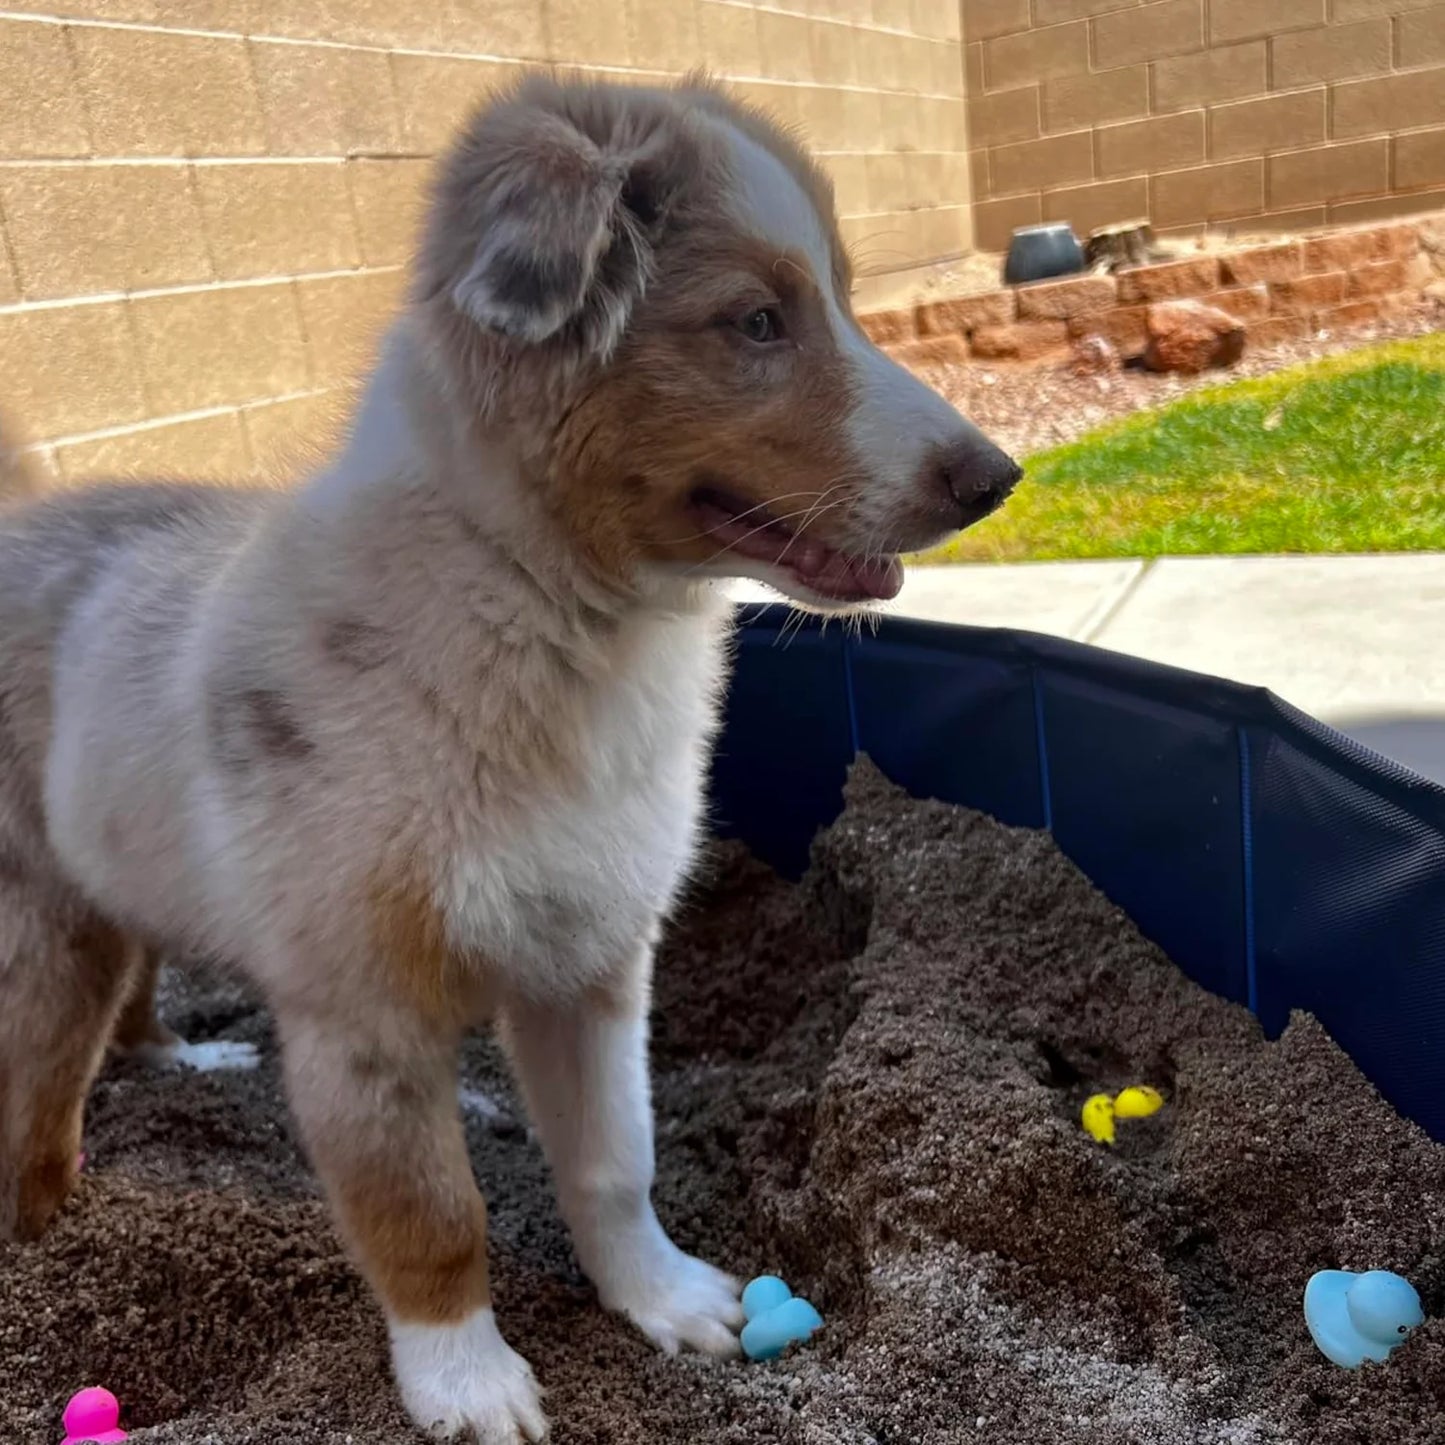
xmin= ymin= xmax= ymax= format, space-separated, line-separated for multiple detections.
xmin=792 ymin=546 xmax=903 ymax=601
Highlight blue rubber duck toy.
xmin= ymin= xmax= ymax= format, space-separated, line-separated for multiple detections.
xmin=1304 ymin=1269 xmax=1424 ymax=1368
xmin=740 ymin=1276 xmax=824 ymax=1361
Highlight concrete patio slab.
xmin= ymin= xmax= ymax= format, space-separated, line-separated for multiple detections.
xmin=1090 ymin=554 xmax=1445 ymax=721
xmin=731 ymin=552 xmax=1445 ymax=786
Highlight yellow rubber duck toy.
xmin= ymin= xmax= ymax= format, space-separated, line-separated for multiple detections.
xmin=1081 ymin=1094 xmax=1116 ymax=1145
xmin=1081 ymin=1085 xmax=1164 ymax=1145
xmin=1114 ymin=1086 xmax=1164 ymax=1119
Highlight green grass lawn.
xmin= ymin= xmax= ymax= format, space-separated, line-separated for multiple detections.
xmin=919 ymin=333 xmax=1445 ymax=564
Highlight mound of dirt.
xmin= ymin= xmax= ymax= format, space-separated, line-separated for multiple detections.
xmin=6 ymin=759 xmax=1444 ymax=1443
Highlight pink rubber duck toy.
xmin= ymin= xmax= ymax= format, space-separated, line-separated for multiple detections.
xmin=60 ymin=1387 xmax=127 ymax=1444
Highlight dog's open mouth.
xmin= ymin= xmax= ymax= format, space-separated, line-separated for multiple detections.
xmin=689 ymin=485 xmax=903 ymax=603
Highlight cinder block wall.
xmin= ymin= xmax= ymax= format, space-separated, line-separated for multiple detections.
xmin=965 ymin=0 xmax=1445 ymax=251
xmin=0 ymin=2 xmax=970 ymax=484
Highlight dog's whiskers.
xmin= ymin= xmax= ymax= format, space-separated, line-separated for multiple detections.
xmin=685 ymin=488 xmax=862 ymax=577
xmin=772 ymin=484 xmax=855 ymax=567
xmin=659 ymin=489 xmax=823 ymax=547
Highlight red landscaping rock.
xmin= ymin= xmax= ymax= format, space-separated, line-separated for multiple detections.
xmin=1143 ymin=298 xmax=1245 ymax=374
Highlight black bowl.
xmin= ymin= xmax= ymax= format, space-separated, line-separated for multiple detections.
xmin=1003 ymin=223 xmax=1086 ymax=285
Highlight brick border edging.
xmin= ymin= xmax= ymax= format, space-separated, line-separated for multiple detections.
xmin=863 ymin=215 xmax=1443 ymax=368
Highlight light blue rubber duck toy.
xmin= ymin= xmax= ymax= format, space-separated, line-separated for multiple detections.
xmin=740 ymin=1275 xmax=824 ymax=1361
xmin=1304 ymin=1269 xmax=1424 ymax=1368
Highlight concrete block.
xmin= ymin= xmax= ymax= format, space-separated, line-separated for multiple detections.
xmin=1209 ymin=90 xmax=1325 ymax=162
xmin=1091 ymin=0 xmax=1202 ymax=69
xmin=968 ymin=85 xmax=1040 ymax=146
xmin=1271 ymin=19 xmax=1391 ymax=87
xmin=970 ymin=318 xmax=1070 ymax=359
xmin=1268 ymin=139 xmax=1389 ymax=209
xmin=1269 ymin=271 xmax=1347 ymax=313
xmin=1332 ymin=67 xmax=1445 ymax=140
xmin=1149 ymin=158 xmax=1263 ymax=227
xmin=0 ymin=18 xmax=90 ymax=158
xmin=1116 ymin=254 xmax=1221 ymax=301
xmin=0 ymin=162 xmax=210 ymax=300
xmin=1220 ymin=241 xmax=1303 ymax=284
xmin=129 ymin=283 xmax=310 ymax=413
xmin=0 ymin=300 xmax=147 ymax=436
xmin=1151 ymin=40 xmax=1265 ymax=113
xmin=348 ymin=159 xmax=431 ymax=268
xmin=1040 ymin=175 xmax=1148 ymax=233
xmin=1209 ymin=0 xmax=1321 ymax=43
xmin=296 ymin=269 xmax=407 ymax=386
xmin=56 ymin=410 xmax=251 ymax=484
xmin=1095 ymin=111 xmax=1204 ymax=179
xmin=985 ymin=20 xmax=1088 ymax=89
xmin=70 ymin=26 xmax=265 ymax=156
xmin=973 ymin=193 xmax=1043 ymax=250
xmin=1397 ymin=5 xmax=1445 ymax=66
xmin=1396 ymin=128 xmax=1445 ymax=191
xmin=1014 ymin=272 xmax=1117 ymax=320
xmin=961 ymin=0 xmax=1030 ymax=41
xmin=392 ymin=54 xmax=514 ymax=153
xmin=990 ymin=129 xmax=1093 ymax=194
xmin=242 ymin=391 xmax=342 ymax=474
xmin=916 ymin=290 xmax=1018 ymax=334
xmin=194 ymin=162 xmax=360 ymax=281
xmin=250 ymin=39 xmax=402 ymax=156
xmin=1041 ymin=65 xmax=1148 ymax=133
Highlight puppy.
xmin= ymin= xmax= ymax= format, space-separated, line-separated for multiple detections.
xmin=0 ymin=75 xmax=1019 ymax=1440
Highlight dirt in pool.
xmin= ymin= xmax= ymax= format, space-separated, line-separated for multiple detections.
xmin=7 ymin=759 xmax=1445 ymax=1444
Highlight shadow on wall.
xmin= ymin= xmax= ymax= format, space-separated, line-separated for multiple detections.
xmin=1332 ymin=715 xmax=1445 ymax=789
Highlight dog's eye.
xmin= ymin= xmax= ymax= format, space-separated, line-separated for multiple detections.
xmin=737 ymin=307 xmax=783 ymax=344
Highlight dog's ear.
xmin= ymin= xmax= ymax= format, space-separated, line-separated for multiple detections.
xmin=443 ymin=100 xmax=673 ymax=355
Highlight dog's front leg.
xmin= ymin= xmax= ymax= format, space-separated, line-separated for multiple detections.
xmin=501 ymin=958 xmax=742 ymax=1356
xmin=278 ymin=1006 xmax=547 ymax=1442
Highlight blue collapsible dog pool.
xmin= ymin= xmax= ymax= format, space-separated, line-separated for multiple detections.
xmin=712 ymin=606 xmax=1445 ymax=1143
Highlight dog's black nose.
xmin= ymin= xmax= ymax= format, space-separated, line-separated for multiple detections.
xmin=938 ymin=435 xmax=1023 ymax=524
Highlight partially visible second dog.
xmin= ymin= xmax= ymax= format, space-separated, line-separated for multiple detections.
xmin=0 ymin=74 xmax=1019 ymax=1440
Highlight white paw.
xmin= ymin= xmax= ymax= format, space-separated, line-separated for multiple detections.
xmin=598 ymin=1230 xmax=743 ymax=1358
xmin=390 ymin=1308 xmax=548 ymax=1443
xmin=143 ymin=1038 xmax=261 ymax=1073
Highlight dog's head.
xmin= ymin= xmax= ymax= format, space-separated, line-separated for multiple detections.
xmin=415 ymin=74 xmax=1020 ymax=609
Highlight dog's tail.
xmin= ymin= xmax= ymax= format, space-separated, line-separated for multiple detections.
xmin=0 ymin=413 xmax=42 ymax=507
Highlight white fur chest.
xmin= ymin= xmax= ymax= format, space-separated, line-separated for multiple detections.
xmin=438 ymin=596 xmax=731 ymax=993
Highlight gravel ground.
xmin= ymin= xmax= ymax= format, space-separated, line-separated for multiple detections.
xmin=921 ymin=304 xmax=1445 ymax=462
